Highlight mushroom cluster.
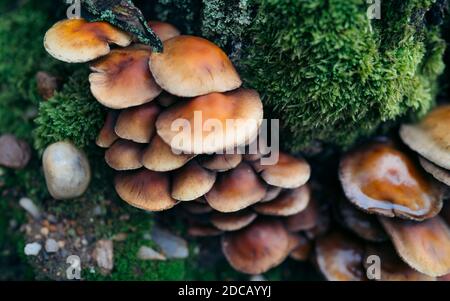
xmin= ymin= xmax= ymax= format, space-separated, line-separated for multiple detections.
xmin=43 ymin=18 xmax=314 ymax=275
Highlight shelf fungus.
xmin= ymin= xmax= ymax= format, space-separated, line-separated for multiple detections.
xmin=339 ymin=141 xmax=443 ymax=221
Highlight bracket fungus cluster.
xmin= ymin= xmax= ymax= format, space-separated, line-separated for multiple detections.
xmin=44 ymin=18 xmax=313 ymax=275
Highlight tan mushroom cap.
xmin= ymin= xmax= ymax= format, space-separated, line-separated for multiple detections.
xmin=364 ymin=244 xmax=435 ymax=281
xmin=261 ymin=186 xmax=283 ymax=202
xmin=188 ymin=224 xmax=223 ymax=237
xmin=205 ymin=162 xmax=266 ymax=213
xmin=44 ymin=18 xmax=132 ymax=63
xmin=147 ymin=21 xmax=180 ymax=42
xmin=105 ymin=140 xmax=143 ymax=171
xmin=115 ymin=169 xmax=177 ymax=212
xmin=243 ymin=135 xmax=270 ymax=162
xmin=253 ymin=152 xmax=311 ymax=189
xmin=89 ymin=48 xmax=162 ymax=109
xmin=419 ymin=156 xmax=450 ymax=186
xmin=115 ymin=102 xmax=161 ymax=143
xmin=222 ymin=219 xmax=292 ymax=275
xmin=400 ymin=105 xmax=450 ymax=169
xmin=315 ymin=231 xmax=366 ymax=281
xmin=339 ymin=141 xmax=443 ymax=221
xmin=284 ymin=197 xmax=319 ymax=232
xmin=96 ymin=111 xmax=119 ymax=148
xmin=289 ymin=234 xmax=312 ymax=261
xmin=171 ymin=161 xmax=216 ymax=201
xmin=210 ymin=211 xmax=258 ymax=232
xmin=379 ymin=216 xmax=450 ymax=277
xmin=201 ymin=154 xmax=242 ymax=172
xmin=254 ymin=184 xmax=311 ymax=216
xmin=142 ymin=135 xmax=195 ymax=172
xmin=149 ymin=35 xmax=242 ymax=97
xmin=156 ymin=89 xmax=263 ymax=154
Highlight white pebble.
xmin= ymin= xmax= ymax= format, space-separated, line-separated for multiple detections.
xmin=24 ymin=242 xmax=42 ymax=256
xmin=45 ymin=239 xmax=59 ymax=253
xmin=19 ymin=197 xmax=41 ymax=219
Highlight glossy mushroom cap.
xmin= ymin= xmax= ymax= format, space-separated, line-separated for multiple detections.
xmin=210 ymin=211 xmax=258 ymax=232
xmin=149 ymin=35 xmax=242 ymax=97
xmin=315 ymin=231 xmax=366 ymax=281
xmin=261 ymin=186 xmax=283 ymax=202
xmin=171 ymin=161 xmax=216 ymax=201
xmin=201 ymin=154 xmax=242 ymax=172
xmin=205 ymin=162 xmax=266 ymax=213
xmin=379 ymin=216 xmax=450 ymax=277
xmin=105 ymin=140 xmax=144 ymax=171
xmin=148 ymin=21 xmax=180 ymax=42
xmin=253 ymin=184 xmax=311 ymax=216
xmin=400 ymin=105 xmax=450 ymax=169
xmin=115 ymin=102 xmax=161 ymax=143
xmin=156 ymin=89 xmax=263 ymax=154
xmin=115 ymin=169 xmax=177 ymax=212
xmin=419 ymin=157 xmax=450 ymax=186
xmin=44 ymin=18 xmax=132 ymax=63
xmin=89 ymin=48 xmax=161 ymax=109
xmin=96 ymin=111 xmax=119 ymax=148
xmin=188 ymin=224 xmax=223 ymax=237
xmin=253 ymin=152 xmax=311 ymax=189
xmin=222 ymin=219 xmax=292 ymax=275
xmin=284 ymin=197 xmax=320 ymax=232
xmin=142 ymin=135 xmax=195 ymax=172
xmin=339 ymin=141 xmax=443 ymax=221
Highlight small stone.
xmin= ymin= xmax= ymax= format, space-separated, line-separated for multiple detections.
xmin=93 ymin=240 xmax=114 ymax=274
xmin=0 ymin=134 xmax=31 ymax=169
xmin=43 ymin=141 xmax=91 ymax=200
xmin=24 ymin=242 xmax=42 ymax=256
xmin=45 ymin=239 xmax=59 ymax=253
xmin=58 ymin=240 xmax=65 ymax=248
xmin=82 ymin=238 xmax=88 ymax=246
xmin=151 ymin=225 xmax=189 ymax=259
xmin=9 ymin=219 xmax=18 ymax=230
xmin=19 ymin=197 xmax=41 ymax=220
xmin=36 ymin=71 xmax=60 ymax=100
xmin=40 ymin=227 xmax=49 ymax=236
xmin=112 ymin=233 xmax=128 ymax=242
xmin=137 ymin=246 xmax=166 ymax=261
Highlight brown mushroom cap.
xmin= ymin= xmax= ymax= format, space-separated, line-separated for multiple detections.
xmin=44 ymin=18 xmax=132 ymax=63
xmin=115 ymin=169 xmax=177 ymax=211
xmin=336 ymin=197 xmax=388 ymax=243
xmin=188 ymin=224 xmax=223 ymax=237
xmin=364 ymin=243 xmax=435 ymax=281
xmin=201 ymin=154 xmax=242 ymax=172
xmin=222 ymin=219 xmax=291 ymax=275
xmin=252 ymin=152 xmax=311 ymax=189
xmin=171 ymin=161 xmax=216 ymax=201
xmin=339 ymin=141 xmax=443 ymax=221
xmin=400 ymin=105 xmax=450 ymax=170
xmin=149 ymin=35 xmax=242 ymax=97
xmin=205 ymin=162 xmax=266 ymax=213
xmin=419 ymin=156 xmax=450 ymax=186
xmin=253 ymin=184 xmax=311 ymax=216
xmin=379 ymin=216 xmax=450 ymax=277
xmin=96 ymin=111 xmax=119 ymax=148
xmin=115 ymin=102 xmax=161 ymax=143
xmin=89 ymin=48 xmax=162 ymax=109
xmin=261 ymin=186 xmax=283 ymax=203
xmin=315 ymin=231 xmax=366 ymax=281
xmin=147 ymin=21 xmax=180 ymax=42
xmin=105 ymin=140 xmax=144 ymax=171
xmin=210 ymin=210 xmax=258 ymax=232
xmin=289 ymin=234 xmax=312 ymax=262
xmin=156 ymin=89 xmax=263 ymax=155
xmin=142 ymin=135 xmax=195 ymax=172
xmin=284 ymin=197 xmax=320 ymax=232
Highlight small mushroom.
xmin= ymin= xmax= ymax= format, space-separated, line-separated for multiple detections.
xmin=315 ymin=231 xmax=366 ymax=281
xmin=149 ymin=35 xmax=242 ymax=97
xmin=142 ymin=135 xmax=195 ymax=172
xmin=96 ymin=111 xmax=119 ymax=148
xmin=156 ymin=88 xmax=263 ymax=154
xmin=252 ymin=152 xmax=311 ymax=189
xmin=205 ymin=162 xmax=266 ymax=213
xmin=222 ymin=219 xmax=292 ymax=275
xmin=364 ymin=243 xmax=435 ymax=281
xmin=289 ymin=234 xmax=312 ymax=262
xmin=89 ymin=48 xmax=162 ymax=109
xmin=44 ymin=18 xmax=132 ymax=63
xmin=0 ymin=134 xmax=31 ymax=169
xmin=115 ymin=102 xmax=161 ymax=143
xmin=284 ymin=197 xmax=320 ymax=232
xmin=171 ymin=161 xmax=216 ymax=201
xmin=253 ymin=184 xmax=311 ymax=217
xmin=36 ymin=71 xmax=60 ymax=100
xmin=379 ymin=216 xmax=450 ymax=277
xmin=187 ymin=224 xmax=223 ymax=237
xmin=147 ymin=21 xmax=180 ymax=42
xmin=201 ymin=154 xmax=242 ymax=172
xmin=210 ymin=210 xmax=258 ymax=231
xmin=400 ymin=105 xmax=450 ymax=169
xmin=115 ymin=169 xmax=177 ymax=212
xmin=43 ymin=141 xmax=91 ymax=200
xmin=105 ymin=140 xmax=144 ymax=171
xmin=261 ymin=186 xmax=283 ymax=203
xmin=419 ymin=156 xmax=450 ymax=186
xmin=339 ymin=141 xmax=443 ymax=221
